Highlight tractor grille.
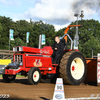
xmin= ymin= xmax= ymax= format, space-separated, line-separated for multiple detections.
xmin=15 ymin=55 xmax=23 ymax=66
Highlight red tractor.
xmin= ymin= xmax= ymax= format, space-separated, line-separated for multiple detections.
xmin=2 ymin=25 xmax=87 ymax=85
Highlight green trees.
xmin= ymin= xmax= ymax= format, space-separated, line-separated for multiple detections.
xmin=57 ymin=19 xmax=100 ymax=58
xmin=29 ymin=20 xmax=56 ymax=48
xmin=0 ymin=17 xmax=56 ymax=49
xmin=0 ymin=15 xmax=100 ymax=58
xmin=0 ymin=16 xmax=13 ymax=49
xmin=78 ymin=19 xmax=100 ymax=58
xmin=82 ymin=36 xmax=100 ymax=58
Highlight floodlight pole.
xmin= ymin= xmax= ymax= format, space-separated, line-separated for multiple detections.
xmin=9 ymin=29 xmax=10 ymax=50
xmin=38 ymin=34 xmax=42 ymax=49
xmin=91 ymin=48 xmax=94 ymax=58
xmin=76 ymin=15 xmax=78 ymax=39
xmin=80 ymin=10 xmax=84 ymax=25
xmin=92 ymin=49 xmax=93 ymax=58
xmin=74 ymin=10 xmax=84 ymax=49
xmin=26 ymin=38 xmax=27 ymax=47
xmin=9 ymin=39 xmax=10 ymax=50
xmin=74 ymin=14 xmax=79 ymax=49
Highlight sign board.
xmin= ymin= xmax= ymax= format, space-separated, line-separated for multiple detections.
xmin=10 ymin=29 xmax=14 ymax=40
xmin=97 ymin=53 xmax=100 ymax=85
xmin=41 ymin=34 xmax=46 ymax=45
xmin=53 ymin=78 xmax=65 ymax=100
xmin=60 ymin=37 xmax=62 ymax=39
xmin=0 ymin=59 xmax=11 ymax=65
xmin=74 ymin=40 xmax=78 ymax=50
xmin=74 ymin=34 xmax=79 ymax=50
xmin=26 ymin=32 xmax=30 ymax=43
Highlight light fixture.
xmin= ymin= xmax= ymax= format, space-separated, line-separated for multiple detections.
xmin=80 ymin=10 xmax=84 ymax=18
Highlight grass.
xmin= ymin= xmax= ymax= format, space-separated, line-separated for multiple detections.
xmin=0 ymin=74 xmax=27 ymax=77
xmin=16 ymin=74 xmax=26 ymax=77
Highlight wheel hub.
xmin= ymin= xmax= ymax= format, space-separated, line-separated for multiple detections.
xmin=72 ymin=66 xmax=75 ymax=71
xmin=33 ymin=71 xmax=39 ymax=82
xmin=71 ymin=57 xmax=85 ymax=80
xmin=34 ymin=75 xmax=36 ymax=77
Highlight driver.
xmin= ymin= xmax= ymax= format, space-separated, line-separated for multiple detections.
xmin=52 ymin=36 xmax=65 ymax=64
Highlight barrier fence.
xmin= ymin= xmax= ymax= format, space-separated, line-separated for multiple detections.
xmin=0 ymin=49 xmax=13 ymax=59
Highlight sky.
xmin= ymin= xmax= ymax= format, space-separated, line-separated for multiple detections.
xmin=0 ymin=0 xmax=100 ymax=31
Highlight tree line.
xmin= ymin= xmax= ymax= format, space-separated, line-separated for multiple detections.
xmin=0 ymin=16 xmax=100 ymax=58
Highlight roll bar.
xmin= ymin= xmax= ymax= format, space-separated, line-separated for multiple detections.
xmin=64 ymin=25 xmax=82 ymax=42
xmin=61 ymin=34 xmax=73 ymax=49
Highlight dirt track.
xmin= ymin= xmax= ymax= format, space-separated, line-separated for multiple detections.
xmin=0 ymin=77 xmax=100 ymax=100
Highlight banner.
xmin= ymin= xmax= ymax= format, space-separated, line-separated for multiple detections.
xmin=60 ymin=37 xmax=62 ymax=39
xmin=9 ymin=29 xmax=14 ymax=40
xmin=74 ymin=34 xmax=79 ymax=50
xmin=26 ymin=32 xmax=30 ymax=43
xmin=97 ymin=53 xmax=100 ymax=85
xmin=42 ymin=34 xmax=46 ymax=45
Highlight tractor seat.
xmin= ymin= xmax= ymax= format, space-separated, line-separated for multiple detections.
xmin=41 ymin=46 xmax=53 ymax=56
xmin=60 ymin=38 xmax=67 ymax=50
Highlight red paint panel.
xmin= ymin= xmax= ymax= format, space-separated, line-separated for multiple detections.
xmin=13 ymin=46 xmax=53 ymax=56
xmin=25 ymin=55 xmax=52 ymax=68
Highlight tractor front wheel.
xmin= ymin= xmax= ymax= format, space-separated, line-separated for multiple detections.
xmin=28 ymin=67 xmax=41 ymax=85
xmin=2 ymin=68 xmax=16 ymax=83
xmin=59 ymin=51 xmax=87 ymax=85
xmin=3 ymin=74 xmax=16 ymax=83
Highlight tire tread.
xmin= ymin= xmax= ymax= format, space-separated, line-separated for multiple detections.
xmin=59 ymin=51 xmax=87 ymax=85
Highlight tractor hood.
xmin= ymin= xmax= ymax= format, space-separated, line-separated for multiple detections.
xmin=13 ymin=46 xmax=53 ymax=56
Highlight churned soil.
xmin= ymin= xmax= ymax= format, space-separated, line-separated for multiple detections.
xmin=0 ymin=77 xmax=100 ymax=100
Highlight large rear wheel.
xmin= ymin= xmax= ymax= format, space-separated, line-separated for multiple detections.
xmin=59 ymin=51 xmax=87 ymax=85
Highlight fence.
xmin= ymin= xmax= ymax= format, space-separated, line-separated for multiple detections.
xmin=0 ymin=49 xmax=13 ymax=60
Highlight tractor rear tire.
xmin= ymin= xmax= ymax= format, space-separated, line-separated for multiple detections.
xmin=28 ymin=67 xmax=41 ymax=85
xmin=2 ymin=74 xmax=16 ymax=83
xmin=59 ymin=51 xmax=87 ymax=85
